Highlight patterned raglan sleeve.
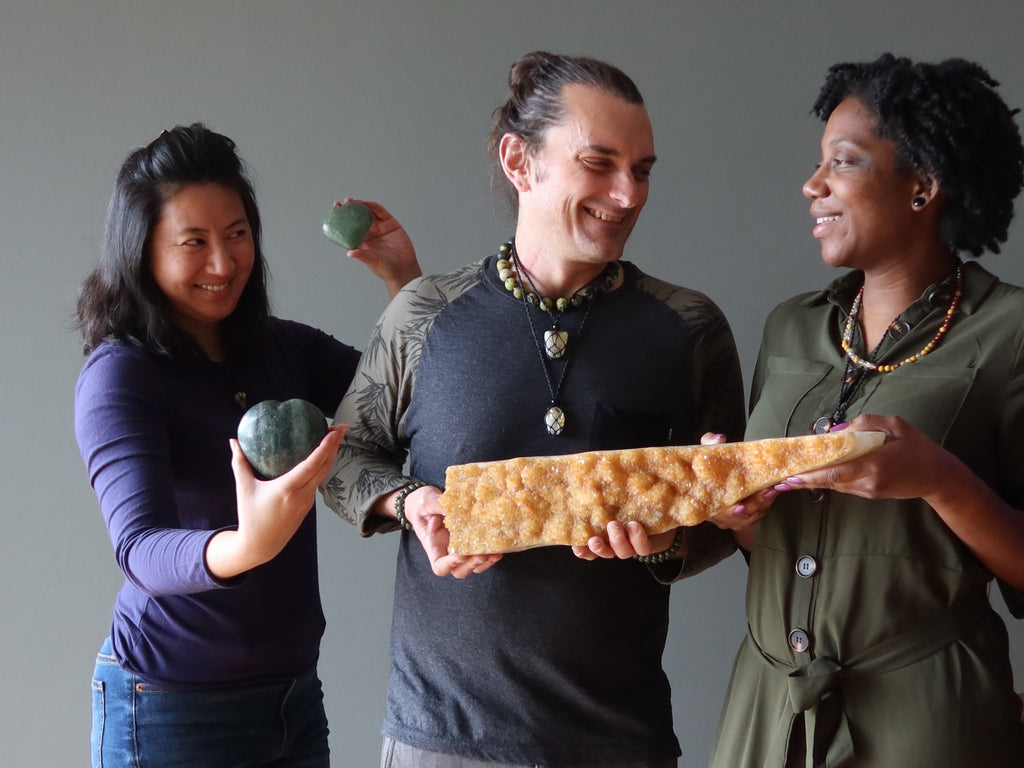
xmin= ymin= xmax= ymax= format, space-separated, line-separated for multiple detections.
xmin=648 ymin=279 xmax=746 ymax=581
xmin=320 ymin=277 xmax=428 ymax=535
xmin=321 ymin=264 xmax=480 ymax=535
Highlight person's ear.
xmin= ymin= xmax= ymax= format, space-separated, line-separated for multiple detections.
xmin=911 ymin=173 xmax=940 ymax=211
xmin=499 ymin=133 xmax=532 ymax=193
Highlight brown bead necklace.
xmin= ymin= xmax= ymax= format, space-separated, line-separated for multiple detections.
xmin=812 ymin=264 xmax=963 ymax=434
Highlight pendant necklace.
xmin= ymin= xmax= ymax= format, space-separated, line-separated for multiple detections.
xmin=812 ymin=263 xmax=963 ymax=434
xmin=498 ymin=240 xmax=618 ymax=435
xmin=522 ymin=297 xmax=594 ymax=435
xmin=210 ymin=359 xmax=249 ymax=413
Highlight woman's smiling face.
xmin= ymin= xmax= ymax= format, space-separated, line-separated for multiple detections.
xmin=149 ymin=182 xmax=254 ymax=346
xmin=802 ymin=97 xmax=924 ymax=271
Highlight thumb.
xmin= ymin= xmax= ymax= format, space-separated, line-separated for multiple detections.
xmin=229 ymin=438 xmax=257 ymax=493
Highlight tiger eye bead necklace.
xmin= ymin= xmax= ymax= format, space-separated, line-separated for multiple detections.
xmin=840 ymin=264 xmax=963 ymax=373
xmin=813 ymin=263 xmax=963 ymax=434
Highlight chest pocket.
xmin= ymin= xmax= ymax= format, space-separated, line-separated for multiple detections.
xmin=747 ymin=357 xmax=831 ymax=439
xmin=749 ymin=355 xmax=977 ymax=446
xmin=588 ymin=401 xmax=678 ymax=450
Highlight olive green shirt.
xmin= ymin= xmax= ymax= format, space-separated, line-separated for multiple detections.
xmin=712 ymin=261 xmax=1024 ymax=767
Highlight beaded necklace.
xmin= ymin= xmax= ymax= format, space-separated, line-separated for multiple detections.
xmin=499 ymin=239 xmax=618 ymax=435
xmin=840 ymin=264 xmax=963 ymax=373
xmin=497 ymin=240 xmax=619 ymax=313
xmin=813 ymin=264 xmax=963 ymax=434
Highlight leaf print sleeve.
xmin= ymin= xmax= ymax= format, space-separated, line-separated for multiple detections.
xmin=322 ymin=267 xmax=479 ymax=535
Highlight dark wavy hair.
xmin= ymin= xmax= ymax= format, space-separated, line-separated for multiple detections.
xmin=76 ymin=123 xmax=270 ymax=357
xmin=812 ymin=53 xmax=1024 ymax=257
xmin=488 ymin=51 xmax=645 ymax=207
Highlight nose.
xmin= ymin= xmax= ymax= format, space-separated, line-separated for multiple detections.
xmin=206 ymin=238 xmax=234 ymax=275
xmin=802 ymin=165 xmax=827 ymax=200
xmin=609 ymin=171 xmax=644 ymax=208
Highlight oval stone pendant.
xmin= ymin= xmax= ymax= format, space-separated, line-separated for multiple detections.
xmin=544 ymin=329 xmax=568 ymax=359
xmin=544 ymin=406 xmax=566 ymax=435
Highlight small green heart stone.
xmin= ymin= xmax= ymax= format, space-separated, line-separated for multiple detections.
xmin=322 ymin=201 xmax=373 ymax=249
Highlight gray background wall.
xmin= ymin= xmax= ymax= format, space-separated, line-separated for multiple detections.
xmin=2 ymin=1 xmax=1022 ymax=765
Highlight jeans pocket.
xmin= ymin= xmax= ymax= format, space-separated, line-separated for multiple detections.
xmin=91 ymin=678 xmax=104 ymax=768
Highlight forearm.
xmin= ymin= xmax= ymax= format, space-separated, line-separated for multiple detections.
xmin=926 ymin=455 xmax=1024 ymax=590
xmin=322 ymin=440 xmax=414 ymax=534
xmin=384 ymin=264 xmax=422 ymax=299
xmin=204 ymin=529 xmax=252 ymax=580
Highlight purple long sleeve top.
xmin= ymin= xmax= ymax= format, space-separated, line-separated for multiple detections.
xmin=75 ymin=318 xmax=358 ymax=686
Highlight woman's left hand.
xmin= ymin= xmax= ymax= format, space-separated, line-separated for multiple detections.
xmin=785 ymin=413 xmax=1024 ymax=591
xmin=783 ymin=414 xmax=950 ymax=500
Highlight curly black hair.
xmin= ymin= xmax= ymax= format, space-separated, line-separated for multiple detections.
xmin=812 ymin=53 xmax=1023 ymax=257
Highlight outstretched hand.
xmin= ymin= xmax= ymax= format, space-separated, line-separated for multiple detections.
xmin=780 ymin=415 xmax=947 ymax=500
xmin=400 ymin=484 xmax=503 ymax=579
xmin=206 ymin=425 xmax=346 ymax=579
xmin=336 ymin=198 xmax=421 ymax=297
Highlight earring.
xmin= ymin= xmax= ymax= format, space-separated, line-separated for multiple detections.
xmin=912 ymin=197 xmax=926 ymax=208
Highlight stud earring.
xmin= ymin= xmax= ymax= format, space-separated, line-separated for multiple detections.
xmin=912 ymin=197 xmax=926 ymax=208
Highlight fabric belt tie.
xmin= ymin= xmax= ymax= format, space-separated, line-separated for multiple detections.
xmin=756 ymin=591 xmax=989 ymax=768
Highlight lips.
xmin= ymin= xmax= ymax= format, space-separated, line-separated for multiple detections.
xmin=810 ymin=211 xmax=841 ymax=238
xmin=584 ymin=207 xmax=625 ymax=224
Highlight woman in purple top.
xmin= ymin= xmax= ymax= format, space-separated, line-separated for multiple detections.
xmin=74 ymin=124 xmax=418 ymax=768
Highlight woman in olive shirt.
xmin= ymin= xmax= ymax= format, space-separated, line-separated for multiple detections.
xmin=710 ymin=54 xmax=1024 ymax=767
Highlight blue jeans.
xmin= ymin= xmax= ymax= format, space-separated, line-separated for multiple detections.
xmin=91 ymin=638 xmax=330 ymax=768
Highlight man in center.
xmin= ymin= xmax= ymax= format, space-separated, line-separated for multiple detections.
xmin=324 ymin=51 xmax=745 ymax=767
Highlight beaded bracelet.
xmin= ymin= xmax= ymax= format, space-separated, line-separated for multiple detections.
xmin=393 ymin=480 xmax=428 ymax=531
xmin=632 ymin=527 xmax=686 ymax=564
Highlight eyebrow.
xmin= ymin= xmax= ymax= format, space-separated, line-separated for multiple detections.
xmin=178 ymin=218 xmax=249 ymax=234
xmin=826 ymin=135 xmax=867 ymax=150
xmin=585 ymin=144 xmax=658 ymax=165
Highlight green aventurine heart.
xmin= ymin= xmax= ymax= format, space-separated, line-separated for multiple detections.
xmin=322 ymin=201 xmax=373 ymax=249
xmin=237 ymin=399 xmax=328 ymax=479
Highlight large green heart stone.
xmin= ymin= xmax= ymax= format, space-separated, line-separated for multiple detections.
xmin=237 ymin=399 xmax=328 ymax=479
xmin=322 ymin=201 xmax=373 ymax=249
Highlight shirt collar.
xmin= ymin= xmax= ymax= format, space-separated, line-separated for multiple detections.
xmin=799 ymin=260 xmax=998 ymax=318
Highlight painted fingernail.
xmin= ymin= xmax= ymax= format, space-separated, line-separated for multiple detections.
xmin=732 ymin=504 xmax=746 ymax=516
xmin=785 ymin=476 xmax=806 ymax=485
xmin=829 ymin=422 xmax=849 ymax=432
xmin=763 ymin=488 xmax=779 ymax=500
